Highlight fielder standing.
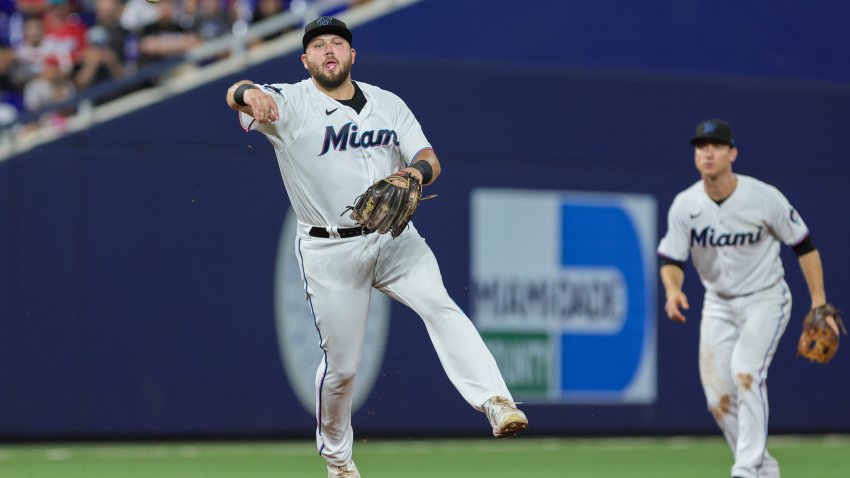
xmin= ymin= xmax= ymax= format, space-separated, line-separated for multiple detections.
xmin=657 ymin=119 xmax=836 ymax=478
xmin=225 ymin=17 xmax=527 ymax=478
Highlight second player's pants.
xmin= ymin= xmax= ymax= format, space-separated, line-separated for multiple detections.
xmin=699 ymin=280 xmax=791 ymax=478
xmin=295 ymin=222 xmax=512 ymax=467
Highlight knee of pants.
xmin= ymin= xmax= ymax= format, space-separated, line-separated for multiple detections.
xmin=701 ymin=375 xmax=735 ymax=408
xmin=706 ymin=393 xmax=735 ymax=423
xmin=731 ymin=367 xmax=762 ymax=394
xmin=327 ymin=362 xmax=359 ymax=386
xmin=325 ymin=360 xmax=360 ymax=389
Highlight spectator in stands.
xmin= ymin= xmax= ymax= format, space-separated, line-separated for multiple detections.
xmin=42 ymin=0 xmax=88 ymax=68
xmin=22 ymin=53 xmax=76 ymax=132
xmin=252 ymin=0 xmax=287 ymax=23
xmin=137 ymin=0 xmax=201 ymax=72
xmin=191 ymin=0 xmax=232 ymax=42
xmin=248 ymin=0 xmax=289 ymax=47
xmin=10 ymin=16 xmax=56 ymax=92
xmin=120 ymin=0 xmax=160 ymax=32
xmin=74 ymin=0 xmax=127 ymax=91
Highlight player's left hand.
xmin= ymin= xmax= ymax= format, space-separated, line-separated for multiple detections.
xmin=811 ymin=302 xmax=841 ymax=335
xmin=826 ymin=315 xmax=840 ymax=336
xmin=348 ymin=171 xmax=423 ymax=237
xmin=797 ymin=303 xmax=846 ymax=364
xmin=401 ymin=166 xmax=424 ymax=184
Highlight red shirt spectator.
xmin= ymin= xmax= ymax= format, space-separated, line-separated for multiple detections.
xmin=42 ymin=0 xmax=87 ymax=64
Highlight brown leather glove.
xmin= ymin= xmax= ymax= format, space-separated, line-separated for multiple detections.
xmin=348 ymin=172 xmax=422 ymax=237
xmin=797 ymin=303 xmax=846 ymax=364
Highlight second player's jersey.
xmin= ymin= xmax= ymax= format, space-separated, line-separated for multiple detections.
xmin=657 ymin=174 xmax=809 ymax=297
xmin=239 ymin=79 xmax=431 ymax=228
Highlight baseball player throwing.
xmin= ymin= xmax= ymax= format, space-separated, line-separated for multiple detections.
xmin=225 ymin=17 xmax=527 ymax=478
xmin=657 ymin=119 xmax=835 ymax=478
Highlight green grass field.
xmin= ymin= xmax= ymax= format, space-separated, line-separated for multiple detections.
xmin=1 ymin=435 xmax=847 ymax=477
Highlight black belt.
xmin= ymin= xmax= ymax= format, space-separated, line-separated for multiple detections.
xmin=309 ymin=226 xmax=375 ymax=238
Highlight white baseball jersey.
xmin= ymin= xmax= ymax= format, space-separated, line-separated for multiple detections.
xmin=657 ymin=174 xmax=809 ymax=297
xmin=239 ymin=79 xmax=431 ymax=228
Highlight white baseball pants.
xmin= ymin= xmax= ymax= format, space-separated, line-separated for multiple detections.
xmin=295 ymin=222 xmax=511 ymax=466
xmin=699 ymin=280 xmax=791 ymax=478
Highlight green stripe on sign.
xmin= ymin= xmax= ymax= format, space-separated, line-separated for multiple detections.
xmin=482 ymin=331 xmax=551 ymax=395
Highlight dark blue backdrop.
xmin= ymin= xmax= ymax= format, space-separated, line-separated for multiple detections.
xmin=1 ymin=0 xmax=849 ymax=439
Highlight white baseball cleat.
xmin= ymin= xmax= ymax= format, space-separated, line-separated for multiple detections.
xmin=327 ymin=460 xmax=361 ymax=478
xmin=484 ymin=396 xmax=528 ymax=438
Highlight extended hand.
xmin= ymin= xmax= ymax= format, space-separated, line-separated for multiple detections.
xmin=244 ymin=88 xmax=278 ymax=124
xmin=665 ymin=291 xmax=690 ymax=323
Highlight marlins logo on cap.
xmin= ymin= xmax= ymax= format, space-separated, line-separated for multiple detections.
xmin=689 ymin=119 xmax=736 ymax=147
xmin=302 ymin=16 xmax=353 ymax=52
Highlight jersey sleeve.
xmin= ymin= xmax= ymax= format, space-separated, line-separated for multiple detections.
xmin=657 ymin=194 xmax=690 ymax=262
xmin=237 ymin=83 xmax=301 ymax=150
xmin=391 ymin=94 xmax=431 ymax=164
xmin=764 ymin=185 xmax=810 ymax=246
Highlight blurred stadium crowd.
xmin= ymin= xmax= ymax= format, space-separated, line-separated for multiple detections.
xmin=0 ymin=0 xmax=368 ymax=139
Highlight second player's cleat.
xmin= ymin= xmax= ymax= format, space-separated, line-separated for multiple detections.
xmin=327 ymin=460 xmax=361 ymax=478
xmin=484 ymin=396 xmax=528 ymax=438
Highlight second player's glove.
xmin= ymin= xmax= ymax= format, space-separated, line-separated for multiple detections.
xmin=797 ymin=303 xmax=846 ymax=364
xmin=348 ymin=172 xmax=423 ymax=237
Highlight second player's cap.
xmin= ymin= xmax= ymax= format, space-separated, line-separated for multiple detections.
xmin=302 ymin=16 xmax=353 ymax=52
xmin=689 ymin=119 xmax=736 ymax=147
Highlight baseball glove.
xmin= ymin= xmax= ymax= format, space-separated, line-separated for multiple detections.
xmin=348 ymin=172 xmax=423 ymax=237
xmin=797 ymin=303 xmax=846 ymax=364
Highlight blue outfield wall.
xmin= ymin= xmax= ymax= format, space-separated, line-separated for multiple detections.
xmin=2 ymin=0 xmax=850 ymax=437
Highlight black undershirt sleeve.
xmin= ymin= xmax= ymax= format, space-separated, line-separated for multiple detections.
xmin=659 ymin=256 xmax=685 ymax=271
xmin=792 ymin=235 xmax=816 ymax=257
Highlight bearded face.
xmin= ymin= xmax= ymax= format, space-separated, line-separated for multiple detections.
xmin=302 ymin=35 xmax=355 ymax=91
xmin=306 ymin=55 xmax=352 ymax=90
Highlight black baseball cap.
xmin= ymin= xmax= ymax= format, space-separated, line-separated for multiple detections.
xmin=689 ymin=119 xmax=735 ymax=147
xmin=302 ymin=16 xmax=352 ymax=52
